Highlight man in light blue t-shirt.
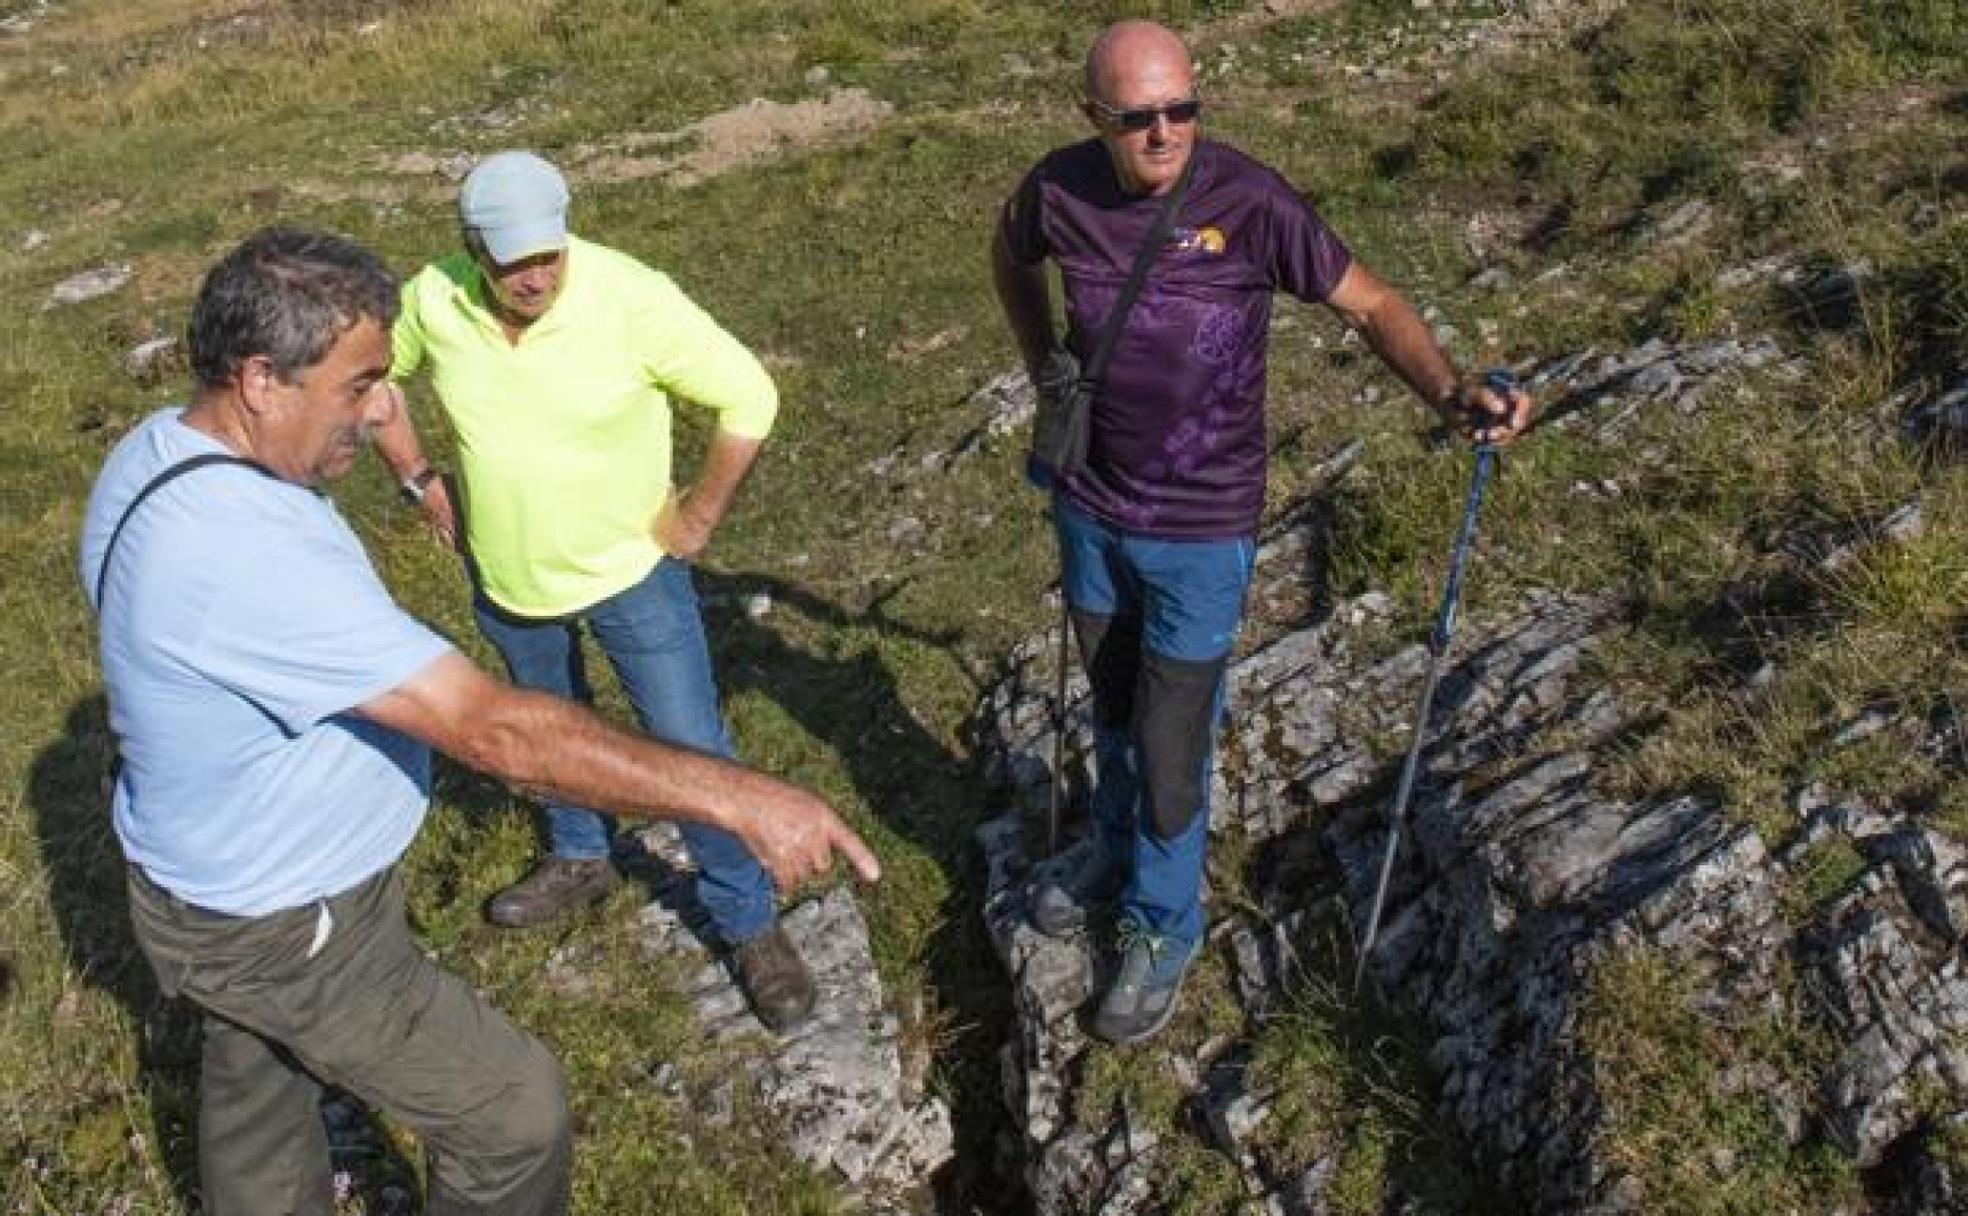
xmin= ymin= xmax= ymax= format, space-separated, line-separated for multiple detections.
xmin=81 ymin=228 xmax=879 ymax=1216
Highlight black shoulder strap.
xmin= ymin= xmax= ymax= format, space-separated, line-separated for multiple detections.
xmin=1082 ymin=153 xmax=1198 ymax=389
xmin=93 ymin=453 xmax=272 ymax=610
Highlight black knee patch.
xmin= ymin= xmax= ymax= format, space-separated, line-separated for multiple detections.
xmin=1069 ymin=609 xmax=1141 ymax=732
xmin=1135 ymin=652 xmax=1226 ymax=841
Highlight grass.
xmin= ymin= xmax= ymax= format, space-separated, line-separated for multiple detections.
xmin=1577 ymin=948 xmax=1864 ymax=1214
xmin=1245 ymin=965 xmax=1503 ymax=1215
xmin=0 ymin=0 xmax=1965 ymax=1211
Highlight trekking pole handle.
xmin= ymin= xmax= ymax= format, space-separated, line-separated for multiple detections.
xmin=1428 ymin=370 xmax=1515 ymax=654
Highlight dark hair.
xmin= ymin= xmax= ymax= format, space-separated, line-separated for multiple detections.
xmin=187 ymin=227 xmax=399 ymax=392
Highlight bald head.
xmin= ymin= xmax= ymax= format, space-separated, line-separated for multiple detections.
xmin=1084 ymin=20 xmax=1194 ymax=104
xmin=1081 ymin=21 xmax=1201 ymax=197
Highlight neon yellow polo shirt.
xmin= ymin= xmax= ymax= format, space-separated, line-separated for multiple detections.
xmin=392 ymin=236 xmax=778 ymax=617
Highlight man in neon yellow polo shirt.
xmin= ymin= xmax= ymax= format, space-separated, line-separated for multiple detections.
xmin=376 ymin=151 xmax=817 ymax=1030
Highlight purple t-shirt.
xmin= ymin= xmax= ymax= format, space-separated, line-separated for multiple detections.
xmin=1002 ymin=139 xmax=1352 ymax=538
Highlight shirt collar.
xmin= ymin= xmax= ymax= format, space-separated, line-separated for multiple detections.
xmin=448 ymin=239 xmax=578 ymax=342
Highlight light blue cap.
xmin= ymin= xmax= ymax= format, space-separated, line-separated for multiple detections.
xmin=459 ymin=151 xmax=569 ymax=264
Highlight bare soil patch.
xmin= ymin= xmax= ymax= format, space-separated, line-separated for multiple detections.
xmin=576 ymin=86 xmax=894 ymax=188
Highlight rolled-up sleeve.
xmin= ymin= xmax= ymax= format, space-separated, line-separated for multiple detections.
xmin=388 ymin=273 xmax=431 ymax=382
xmin=633 ymin=271 xmax=779 ymax=439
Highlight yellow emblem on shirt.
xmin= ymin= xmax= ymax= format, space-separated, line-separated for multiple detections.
xmin=1173 ymin=226 xmax=1228 ymax=255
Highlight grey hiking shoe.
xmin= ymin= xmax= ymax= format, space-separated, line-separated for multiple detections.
xmin=730 ymin=923 xmax=817 ymax=1033
xmin=487 ymin=857 xmax=619 ymax=928
xmin=1091 ymin=922 xmax=1198 ymax=1045
xmin=1029 ymin=840 xmax=1124 ymax=938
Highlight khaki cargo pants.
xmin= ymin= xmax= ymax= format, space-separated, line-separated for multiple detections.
xmin=128 ymin=865 xmax=571 ymax=1215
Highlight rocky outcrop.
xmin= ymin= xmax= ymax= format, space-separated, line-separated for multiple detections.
xmin=973 ymin=346 xmax=1968 ymax=1213
xmin=635 ymin=829 xmax=954 ymax=1208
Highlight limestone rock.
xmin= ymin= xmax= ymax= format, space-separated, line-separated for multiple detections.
xmin=1530 ymin=337 xmax=1803 ymax=441
xmin=123 ymin=335 xmax=179 ymax=383
xmin=637 ymin=877 xmax=952 ymax=1202
xmin=48 ymin=263 xmax=131 ymax=308
xmin=973 ymin=341 xmax=1968 ymax=1209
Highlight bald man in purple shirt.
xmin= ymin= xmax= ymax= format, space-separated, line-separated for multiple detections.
xmin=992 ymin=20 xmax=1534 ymax=1043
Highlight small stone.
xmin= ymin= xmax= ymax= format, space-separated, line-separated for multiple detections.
xmin=21 ymin=228 xmax=47 ymax=251
xmin=1880 ymin=501 xmax=1924 ymax=544
xmin=48 ymin=263 xmax=130 ymax=308
xmin=742 ymin=592 xmax=771 ymax=620
xmin=1649 ymin=199 xmax=1713 ymax=248
xmin=1355 ymin=591 xmax=1393 ymax=617
xmin=804 ymin=64 xmax=830 ymax=88
xmin=123 ymin=335 xmax=178 ymax=381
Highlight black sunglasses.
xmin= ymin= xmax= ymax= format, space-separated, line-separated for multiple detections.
xmin=1089 ymin=96 xmax=1203 ymax=133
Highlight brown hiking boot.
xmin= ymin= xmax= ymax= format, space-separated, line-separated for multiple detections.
xmin=487 ymin=858 xmax=619 ymax=928
xmin=729 ymin=924 xmax=817 ymax=1032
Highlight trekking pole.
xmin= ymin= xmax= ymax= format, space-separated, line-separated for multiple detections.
xmin=1352 ymin=371 xmax=1518 ymax=995
xmin=1047 ymin=593 xmax=1070 ymax=857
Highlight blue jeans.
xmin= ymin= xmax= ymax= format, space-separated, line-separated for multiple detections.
xmin=1054 ymin=496 xmax=1254 ymax=952
xmin=472 ymin=558 xmax=774 ymax=945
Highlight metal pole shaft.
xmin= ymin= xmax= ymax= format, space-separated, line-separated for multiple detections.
xmin=1048 ymin=595 xmax=1070 ymax=857
xmin=1353 ymin=443 xmax=1497 ymax=993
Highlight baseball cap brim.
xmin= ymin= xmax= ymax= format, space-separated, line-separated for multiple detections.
xmin=475 ymin=217 xmax=566 ymax=266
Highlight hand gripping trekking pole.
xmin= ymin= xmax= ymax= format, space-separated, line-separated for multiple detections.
xmin=1352 ymin=371 xmax=1516 ymax=995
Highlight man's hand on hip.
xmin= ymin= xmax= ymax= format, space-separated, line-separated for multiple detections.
xmin=651 ymin=490 xmax=717 ymax=560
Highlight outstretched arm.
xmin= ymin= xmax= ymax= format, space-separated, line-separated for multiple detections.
xmin=1324 ymin=262 xmax=1534 ymax=444
xmin=359 ymin=652 xmax=881 ymax=891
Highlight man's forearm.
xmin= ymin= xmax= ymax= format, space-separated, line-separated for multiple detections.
xmin=679 ymin=430 xmax=763 ymax=531
xmin=1354 ymin=295 xmax=1462 ymax=417
xmin=474 ymin=684 xmax=766 ymax=835
xmin=365 ymin=650 xmax=880 ymax=887
xmin=991 ymin=232 xmax=1059 ymax=377
xmin=1327 ymin=263 xmax=1463 ymax=419
xmin=372 ymin=383 xmax=430 ymax=480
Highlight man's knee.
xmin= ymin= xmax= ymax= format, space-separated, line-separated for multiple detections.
xmin=434 ymin=1037 xmax=571 ymax=1213
xmin=486 ymin=1039 xmax=571 ymax=1163
xmin=1134 ymin=651 xmax=1225 ymax=840
xmin=1070 ymin=609 xmax=1140 ymax=731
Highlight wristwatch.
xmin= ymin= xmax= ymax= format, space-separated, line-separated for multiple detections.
xmin=1440 ymin=381 xmax=1480 ymax=424
xmin=400 ymin=465 xmax=441 ymax=505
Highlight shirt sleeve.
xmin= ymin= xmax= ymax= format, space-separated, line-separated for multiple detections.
xmin=631 ymin=270 xmax=779 ymax=440
xmin=999 ymin=162 xmax=1051 ymax=266
xmin=1267 ymin=186 xmax=1353 ymax=304
xmin=388 ymin=272 xmax=429 ymax=382
xmin=191 ymin=521 xmax=452 ymax=735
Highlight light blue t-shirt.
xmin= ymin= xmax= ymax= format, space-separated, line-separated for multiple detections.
xmin=80 ymin=410 xmax=453 ymax=916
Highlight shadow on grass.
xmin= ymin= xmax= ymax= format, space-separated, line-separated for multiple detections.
xmin=697 ymin=570 xmax=1018 ymax=1214
xmin=27 ymin=696 xmax=199 ymax=1206
xmin=28 ymin=696 xmax=417 ymax=1213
